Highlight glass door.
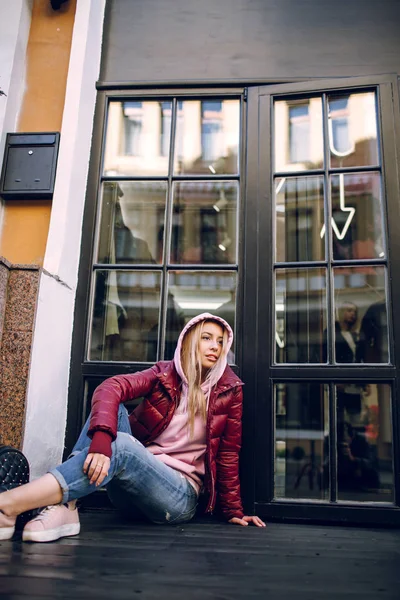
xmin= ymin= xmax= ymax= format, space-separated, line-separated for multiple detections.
xmin=66 ymin=91 xmax=245 ymax=448
xmin=248 ymin=76 xmax=400 ymax=524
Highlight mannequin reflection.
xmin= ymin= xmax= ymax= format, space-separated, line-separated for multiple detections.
xmin=96 ymin=198 xmax=183 ymax=362
xmin=114 ymin=199 xmax=155 ymax=264
xmin=323 ymin=302 xmax=362 ymax=420
xmin=334 ymin=302 xmax=359 ymax=363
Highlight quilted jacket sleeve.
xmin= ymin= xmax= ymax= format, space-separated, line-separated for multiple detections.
xmin=88 ymin=366 xmax=159 ymax=441
xmin=216 ymin=385 xmax=245 ymax=520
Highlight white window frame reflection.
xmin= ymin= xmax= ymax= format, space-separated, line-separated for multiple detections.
xmin=123 ymin=101 xmax=143 ymax=156
xmin=328 ymin=97 xmax=353 ymax=157
xmin=289 ymin=102 xmax=310 ymax=163
xmin=201 ymin=101 xmax=223 ymax=162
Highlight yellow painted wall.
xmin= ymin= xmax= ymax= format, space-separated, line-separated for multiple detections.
xmin=0 ymin=0 xmax=77 ymax=265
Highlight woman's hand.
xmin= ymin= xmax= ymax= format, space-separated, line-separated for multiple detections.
xmin=83 ymin=453 xmax=110 ymax=487
xmin=229 ymin=515 xmax=266 ymax=527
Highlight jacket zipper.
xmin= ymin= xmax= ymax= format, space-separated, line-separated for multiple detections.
xmin=209 ymin=468 xmax=216 ymax=514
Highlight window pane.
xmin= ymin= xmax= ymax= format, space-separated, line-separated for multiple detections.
xmin=275 ymin=268 xmax=327 ymax=363
xmin=333 ymin=267 xmax=389 ymax=364
xmin=274 ymin=98 xmax=323 ymax=173
xmin=336 ymin=383 xmax=393 ymax=503
xmin=275 ymin=383 xmax=329 ymax=500
xmin=103 ymin=101 xmax=172 ymax=176
xmin=89 ymin=270 xmax=161 ymax=362
xmin=171 ymin=181 xmax=238 ymax=264
xmin=328 ymin=91 xmax=379 ymax=168
xmin=329 ymin=172 xmax=385 ymax=261
xmin=165 ymin=271 xmax=237 ymax=360
xmin=174 ymin=99 xmax=240 ymax=175
xmin=97 ymin=182 xmax=167 ymax=265
xmin=275 ymin=176 xmax=324 ymax=262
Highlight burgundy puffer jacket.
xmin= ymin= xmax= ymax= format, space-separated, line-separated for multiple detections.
xmin=89 ymin=360 xmax=245 ymax=520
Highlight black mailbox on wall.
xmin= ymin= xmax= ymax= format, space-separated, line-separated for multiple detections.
xmin=0 ymin=132 xmax=60 ymax=200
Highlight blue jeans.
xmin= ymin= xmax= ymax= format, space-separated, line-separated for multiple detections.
xmin=50 ymin=405 xmax=198 ymax=525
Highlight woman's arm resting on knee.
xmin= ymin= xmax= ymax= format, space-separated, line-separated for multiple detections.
xmin=83 ymin=453 xmax=111 ymax=487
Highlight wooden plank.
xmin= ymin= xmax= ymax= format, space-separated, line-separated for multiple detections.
xmin=1 ymin=512 xmax=400 ymax=599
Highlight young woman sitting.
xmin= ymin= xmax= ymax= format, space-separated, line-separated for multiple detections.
xmin=0 ymin=313 xmax=265 ymax=542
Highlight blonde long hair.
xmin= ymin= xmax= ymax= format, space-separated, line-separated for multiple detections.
xmin=181 ymin=319 xmax=228 ymax=435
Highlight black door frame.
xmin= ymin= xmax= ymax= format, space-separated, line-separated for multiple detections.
xmin=243 ymin=75 xmax=400 ymax=525
xmin=66 ymin=75 xmax=400 ymax=524
xmin=66 ymin=86 xmax=249 ymax=447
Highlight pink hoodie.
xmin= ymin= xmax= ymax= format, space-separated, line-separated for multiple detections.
xmin=147 ymin=313 xmax=233 ymax=493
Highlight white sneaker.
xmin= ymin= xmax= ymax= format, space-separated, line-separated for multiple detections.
xmin=0 ymin=510 xmax=16 ymax=540
xmin=22 ymin=504 xmax=80 ymax=543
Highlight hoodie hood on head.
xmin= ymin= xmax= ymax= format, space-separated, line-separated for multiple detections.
xmin=173 ymin=313 xmax=233 ymax=412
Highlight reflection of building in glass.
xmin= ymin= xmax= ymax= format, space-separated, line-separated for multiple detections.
xmin=94 ymin=99 xmax=241 ymax=361
xmin=329 ymin=97 xmax=350 ymax=154
xmin=160 ymin=101 xmax=172 ymax=157
xmin=275 ymin=92 xmax=377 ymax=171
xmin=275 ymin=268 xmax=388 ymax=365
xmin=201 ymin=101 xmax=223 ymax=161
xmin=289 ymin=104 xmax=310 ymax=163
xmin=103 ymin=99 xmax=240 ymax=263
xmin=275 ymin=383 xmax=329 ymax=501
xmin=105 ymin=101 xmax=170 ymax=176
xmin=275 ymin=381 xmax=393 ymax=503
xmin=104 ymin=99 xmax=240 ymax=177
xmin=171 ymin=182 xmax=238 ymax=265
xmin=123 ymin=101 xmax=144 ymax=156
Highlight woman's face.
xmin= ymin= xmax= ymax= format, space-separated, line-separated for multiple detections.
xmin=199 ymin=321 xmax=224 ymax=372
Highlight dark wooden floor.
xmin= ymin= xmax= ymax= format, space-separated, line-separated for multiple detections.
xmin=1 ymin=510 xmax=400 ymax=600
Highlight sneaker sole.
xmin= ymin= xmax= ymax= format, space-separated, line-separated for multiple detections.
xmin=22 ymin=522 xmax=80 ymax=543
xmin=0 ymin=527 xmax=15 ymax=541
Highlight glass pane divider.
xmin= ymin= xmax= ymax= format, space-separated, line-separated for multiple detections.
xmin=158 ymin=98 xmax=178 ymax=361
xmin=91 ymin=264 xmax=239 ymax=271
xmin=93 ymin=264 xmax=164 ymax=270
xmin=101 ymin=176 xmax=169 ymax=182
xmin=171 ymin=175 xmax=240 ymax=181
xmin=166 ymin=264 xmax=239 ymax=271
xmin=331 ymin=258 xmax=387 ymax=267
xmin=328 ymin=381 xmax=338 ymax=502
xmin=329 ymin=165 xmax=381 ymax=174
xmin=101 ymin=174 xmax=241 ymax=182
xmin=274 ymin=169 xmax=325 ymax=178
xmin=274 ymin=261 xmax=327 ymax=269
xmin=274 ymin=165 xmax=382 ymax=179
xmin=322 ymin=92 xmax=334 ymax=365
xmin=157 ymin=269 xmax=169 ymax=361
xmin=274 ymin=259 xmax=388 ymax=269
xmin=375 ymin=88 xmax=390 ymax=267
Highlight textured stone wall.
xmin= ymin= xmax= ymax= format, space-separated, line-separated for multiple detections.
xmin=0 ymin=257 xmax=40 ymax=448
